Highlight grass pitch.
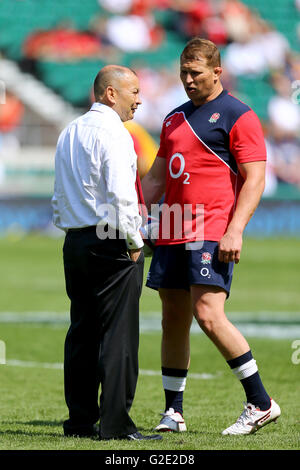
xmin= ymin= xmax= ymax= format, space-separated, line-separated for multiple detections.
xmin=0 ymin=234 xmax=299 ymax=451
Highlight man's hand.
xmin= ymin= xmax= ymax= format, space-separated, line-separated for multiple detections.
xmin=129 ymin=248 xmax=142 ymax=263
xmin=218 ymin=230 xmax=243 ymax=264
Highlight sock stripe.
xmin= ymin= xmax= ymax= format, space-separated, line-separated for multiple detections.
xmin=232 ymin=358 xmax=258 ymax=381
xmin=227 ymin=350 xmax=253 ymax=369
xmin=161 ymin=367 xmax=188 ymax=378
xmin=162 ymin=375 xmax=186 ymax=392
xmin=227 ymin=351 xmax=270 ymax=410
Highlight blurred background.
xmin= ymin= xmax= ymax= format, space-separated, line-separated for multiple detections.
xmin=0 ymin=3 xmax=299 ymax=447
xmin=0 ymin=0 xmax=299 ymax=235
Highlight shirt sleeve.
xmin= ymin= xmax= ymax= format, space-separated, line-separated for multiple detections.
xmin=51 ymin=188 xmax=63 ymax=230
xmin=101 ymin=128 xmax=144 ymax=250
xmin=229 ymin=110 xmax=267 ymax=164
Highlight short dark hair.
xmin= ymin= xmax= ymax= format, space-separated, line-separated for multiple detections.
xmin=180 ymin=38 xmax=221 ymax=68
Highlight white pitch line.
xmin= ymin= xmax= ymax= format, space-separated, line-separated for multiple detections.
xmin=0 ymin=311 xmax=299 ymax=321
xmin=1 ymin=312 xmax=300 ymax=339
xmin=4 ymin=359 xmax=219 ymax=380
xmin=6 ymin=359 xmax=63 ymax=369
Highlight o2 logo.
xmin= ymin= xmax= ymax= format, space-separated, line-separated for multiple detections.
xmin=169 ymin=153 xmax=190 ymax=184
xmin=200 ymin=267 xmax=211 ymax=279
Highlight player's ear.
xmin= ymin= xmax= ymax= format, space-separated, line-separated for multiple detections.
xmin=213 ymin=67 xmax=222 ymax=81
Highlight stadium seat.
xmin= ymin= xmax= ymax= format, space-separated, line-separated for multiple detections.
xmin=236 ymin=75 xmax=275 ymax=122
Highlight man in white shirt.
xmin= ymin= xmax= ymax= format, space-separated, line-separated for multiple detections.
xmin=52 ymin=65 xmax=161 ymax=441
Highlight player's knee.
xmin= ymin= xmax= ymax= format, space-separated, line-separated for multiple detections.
xmin=194 ymin=304 xmax=224 ymax=334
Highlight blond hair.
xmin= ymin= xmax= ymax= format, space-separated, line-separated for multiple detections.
xmin=181 ymin=38 xmax=221 ymax=68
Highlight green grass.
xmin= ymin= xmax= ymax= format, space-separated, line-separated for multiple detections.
xmin=0 ymin=234 xmax=300 ymax=450
xmin=0 ymin=234 xmax=300 ymax=314
xmin=0 ymin=326 xmax=299 ymax=450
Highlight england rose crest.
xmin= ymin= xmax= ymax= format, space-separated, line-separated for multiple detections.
xmin=201 ymin=252 xmax=212 ymax=264
xmin=209 ymin=112 xmax=220 ymax=123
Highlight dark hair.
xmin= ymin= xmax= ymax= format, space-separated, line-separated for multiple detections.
xmin=180 ymin=38 xmax=221 ymax=68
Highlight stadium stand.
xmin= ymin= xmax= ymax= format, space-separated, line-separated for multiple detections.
xmin=0 ymin=0 xmax=298 ymax=112
xmin=0 ymin=0 xmax=299 ymax=232
xmin=242 ymin=0 xmax=299 ymax=50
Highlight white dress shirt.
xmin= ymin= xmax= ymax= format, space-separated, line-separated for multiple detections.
xmin=51 ymin=102 xmax=144 ymax=249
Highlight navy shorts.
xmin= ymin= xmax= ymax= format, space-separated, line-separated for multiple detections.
xmin=146 ymin=241 xmax=234 ymax=297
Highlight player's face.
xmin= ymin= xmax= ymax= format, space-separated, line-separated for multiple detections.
xmin=180 ymin=56 xmax=221 ymax=106
xmin=114 ymin=73 xmax=142 ymax=122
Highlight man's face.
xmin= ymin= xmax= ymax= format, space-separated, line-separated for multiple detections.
xmin=180 ymin=56 xmax=221 ymax=106
xmin=114 ymin=72 xmax=142 ymax=122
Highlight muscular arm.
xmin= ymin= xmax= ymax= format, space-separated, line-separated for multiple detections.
xmin=141 ymin=156 xmax=166 ymax=210
xmin=218 ymin=160 xmax=266 ymax=264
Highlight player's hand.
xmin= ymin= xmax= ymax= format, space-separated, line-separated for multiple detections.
xmin=218 ymin=231 xmax=243 ymax=264
xmin=129 ymin=248 xmax=142 ymax=263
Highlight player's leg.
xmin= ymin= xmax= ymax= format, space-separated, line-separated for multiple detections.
xmin=191 ymin=285 xmax=249 ymax=359
xmin=155 ymin=288 xmax=193 ymax=432
xmin=146 ymin=244 xmax=193 ymax=431
xmin=160 ymin=288 xmax=193 ymax=369
xmin=191 ymin=284 xmax=280 ymax=434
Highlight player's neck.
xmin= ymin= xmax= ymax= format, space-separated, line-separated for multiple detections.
xmin=194 ymin=83 xmax=223 ymax=107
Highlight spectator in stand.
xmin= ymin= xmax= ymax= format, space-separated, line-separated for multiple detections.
xmin=0 ymin=92 xmax=23 ymax=158
xmin=104 ymin=12 xmax=165 ymax=52
xmin=23 ymin=23 xmax=103 ymax=61
xmin=265 ymin=131 xmax=300 ymax=189
xmin=174 ymin=0 xmax=215 ymax=38
xmin=0 ymin=92 xmax=24 ymax=134
xmin=98 ymin=0 xmax=165 ymax=52
xmin=133 ymin=64 xmax=186 ymax=133
xmin=285 ymin=52 xmax=300 ymax=82
xmin=98 ymin=0 xmax=134 ymax=14
xmin=166 ymin=0 xmax=227 ymax=45
xmin=258 ymin=20 xmax=291 ymax=71
xmin=265 ymin=72 xmax=300 ymax=189
xmin=268 ymin=72 xmax=300 ymax=137
xmin=222 ymin=0 xmax=252 ymax=43
xmin=98 ymin=0 xmax=167 ymax=15
xmin=224 ymin=12 xmax=290 ymax=76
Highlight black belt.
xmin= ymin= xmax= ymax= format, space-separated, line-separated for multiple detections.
xmin=68 ymin=225 xmax=124 ymax=240
xmin=68 ymin=226 xmax=97 ymax=233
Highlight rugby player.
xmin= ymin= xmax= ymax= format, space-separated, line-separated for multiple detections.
xmin=142 ymin=38 xmax=281 ymax=435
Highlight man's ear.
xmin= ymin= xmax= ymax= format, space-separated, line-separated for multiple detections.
xmin=106 ymin=86 xmax=117 ymax=105
xmin=213 ymin=66 xmax=223 ymax=81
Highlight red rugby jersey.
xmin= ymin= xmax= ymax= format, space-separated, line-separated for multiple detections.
xmin=155 ymin=90 xmax=266 ymax=245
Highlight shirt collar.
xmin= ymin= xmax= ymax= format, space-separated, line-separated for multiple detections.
xmin=90 ymin=102 xmax=121 ymax=122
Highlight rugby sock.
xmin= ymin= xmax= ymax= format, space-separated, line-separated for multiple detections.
xmin=227 ymin=350 xmax=271 ymax=411
xmin=162 ymin=367 xmax=188 ymax=415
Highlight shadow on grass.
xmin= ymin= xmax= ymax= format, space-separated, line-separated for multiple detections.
xmin=0 ymin=422 xmax=175 ymax=441
xmin=0 ymin=429 xmax=64 ymax=439
xmin=13 ymin=420 xmax=63 ymax=427
xmin=0 ymin=420 xmax=64 ymax=439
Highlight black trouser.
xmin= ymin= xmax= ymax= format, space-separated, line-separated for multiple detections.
xmin=62 ymin=227 xmax=144 ymax=439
